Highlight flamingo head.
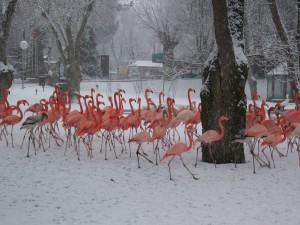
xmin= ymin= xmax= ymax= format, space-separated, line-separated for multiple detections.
xmin=129 ymin=98 xmax=136 ymax=103
xmin=96 ymin=93 xmax=103 ymax=99
xmin=145 ymin=88 xmax=153 ymax=93
xmin=18 ymin=99 xmax=29 ymax=106
xmin=274 ymin=103 xmax=282 ymax=110
xmin=118 ymin=88 xmax=125 ymax=94
xmin=188 ymin=88 xmax=195 ymax=93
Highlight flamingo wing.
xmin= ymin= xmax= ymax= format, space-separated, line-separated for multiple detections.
xmin=196 ymin=130 xmax=221 ymax=143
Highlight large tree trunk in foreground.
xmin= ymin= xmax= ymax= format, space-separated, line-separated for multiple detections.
xmin=200 ymin=0 xmax=247 ymax=164
xmin=0 ymin=0 xmax=18 ymax=100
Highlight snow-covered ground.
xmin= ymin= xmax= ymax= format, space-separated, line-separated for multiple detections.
xmin=0 ymin=79 xmax=299 ymax=225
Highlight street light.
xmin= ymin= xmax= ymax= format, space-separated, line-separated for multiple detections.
xmin=20 ymin=40 xmax=28 ymax=89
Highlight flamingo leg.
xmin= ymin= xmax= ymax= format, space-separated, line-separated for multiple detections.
xmin=10 ymin=125 xmax=14 ymax=147
xmin=261 ymin=146 xmax=271 ymax=167
xmin=123 ymin=131 xmax=127 ymax=154
xmin=270 ymin=147 xmax=276 ymax=168
xmin=27 ymin=134 xmax=31 ymax=157
xmin=195 ymin=145 xmax=201 ymax=168
xmin=136 ymin=144 xmax=141 ymax=168
xmin=251 ymin=151 xmax=256 ymax=174
xmin=154 ymin=140 xmax=160 ymax=165
xmin=136 ymin=145 xmax=153 ymax=168
xmin=209 ymin=144 xmax=217 ymax=168
xmin=64 ymin=129 xmax=71 ymax=155
xmin=297 ymin=144 xmax=300 ymax=166
xmin=139 ymin=145 xmax=148 ymax=156
xmin=274 ymin=147 xmax=285 ymax=157
xmin=20 ymin=129 xmax=28 ymax=149
xmin=1 ymin=126 xmax=8 ymax=147
xmin=167 ymin=155 xmax=175 ymax=180
xmin=179 ymin=155 xmax=199 ymax=180
xmin=77 ymin=138 xmax=80 ymax=161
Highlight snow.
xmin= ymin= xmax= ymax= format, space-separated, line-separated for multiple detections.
xmin=1 ymin=79 xmax=300 ymax=225
xmin=128 ymin=60 xmax=163 ymax=68
xmin=0 ymin=61 xmax=14 ymax=73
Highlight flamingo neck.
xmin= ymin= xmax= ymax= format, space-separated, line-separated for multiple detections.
xmin=218 ymin=118 xmax=225 ymax=138
xmin=77 ymin=95 xmax=83 ymax=114
xmin=186 ymin=128 xmax=193 ymax=151
xmin=145 ymin=90 xmax=151 ymax=110
xmin=260 ymin=102 xmax=266 ymax=121
xmin=152 ymin=102 xmax=157 ymax=112
xmin=188 ymin=90 xmax=193 ymax=110
xmin=138 ymin=101 xmax=141 ymax=116
xmin=16 ymin=102 xmax=23 ymax=121
xmin=114 ymin=92 xmax=119 ymax=113
xmin=91 ymin=89 xmax=95 ymax=105
xmin=280 ymin=124 xmax=287 ymax=143
xmin=198 ymin=103 xmax=201 ymax=112
xmin=129 ymin=99 xmax=134 ymax=114
xmin=159 ymin=92 xmax=164 ymax=109
xmin=167 ymin=99 xmax=172 ymax=121
xmin=275 ymin=112 xmax=280 ymax=126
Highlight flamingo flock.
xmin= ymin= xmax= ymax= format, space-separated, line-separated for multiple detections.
xmin=236 ymin=92 xmax=300 ymax=173
xmin=0 ymin=85 xmax=298 ymax=180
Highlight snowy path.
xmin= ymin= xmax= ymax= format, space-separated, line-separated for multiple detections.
xmin=1 ymin=135 xmax=300 ymax=225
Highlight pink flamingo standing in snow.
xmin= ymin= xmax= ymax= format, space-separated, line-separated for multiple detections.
xmin=161 ymin=125 xmax=198 ymax=180
xmin=194 ymin=115 xmax=228 ymax=168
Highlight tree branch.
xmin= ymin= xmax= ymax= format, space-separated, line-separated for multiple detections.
xmin=40 ymin=8 xmax=67 ymax=65
xmin=74 ymin=0 xmax=95 ymax=61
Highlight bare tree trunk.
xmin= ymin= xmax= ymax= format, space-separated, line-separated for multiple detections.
xmin=297 ymin=0 xmax=300 ymax=72
xmin=201 ymin=0 xmax=247 ymax=164
xmin=0 ymin=0 xmax=18 ymax=100
xmin=158 ymin=31 xmax=178 ymax=80
xmin=41 ymin=0 xmax=94 ymax=94
xmin=266 ymin=0 xmax=298 ymax=95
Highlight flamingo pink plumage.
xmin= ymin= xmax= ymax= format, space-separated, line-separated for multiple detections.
xmin=194 ymin=115 xmax=228 ymax=167
xmin=128 ymin=130 xmax=153 ymax=168
xmin=161 ymin=125 xmax=198 ymax=180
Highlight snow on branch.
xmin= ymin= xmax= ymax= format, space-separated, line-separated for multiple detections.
xmin=0 ymin=61 xmax=14 ymax=73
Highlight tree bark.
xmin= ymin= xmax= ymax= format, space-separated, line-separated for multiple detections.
xmin=0 ymin=0 xmax=18 ymax=100
xmin=158 ymin=31 xmax=178 ymax=80
xmin=201 ymin=0 xmax=247 ymax=164
xmin=297 ymin=0 xmax=300 ymax=72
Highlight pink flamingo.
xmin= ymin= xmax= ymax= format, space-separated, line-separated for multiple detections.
xmin=176 ymin=88 xmax=196 ymax=123
xmin=234 ymin=123 xmax=270 ymax=173
xmin=194 ymin=115 xmax=228 ymax=167
xmin=261 ymin=119 xmax=287 ymax=168
xmin=0 ymin=88 xmax=12 ymax=119
xmin=128 ymin=130 xmax=154 ymax=168
xmin=25 ymin=99 xmax=48 ymax=115
xmin=0 ymin=99 xmax=28 ymax=147
xmin=165 ymin=97 xmax=181 ymax=141
xmin=161 ymin=125 xmax=198 ymax=180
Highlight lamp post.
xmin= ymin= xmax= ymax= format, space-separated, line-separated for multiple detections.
xmin=20 ymin=40 xmax=28 ymax=89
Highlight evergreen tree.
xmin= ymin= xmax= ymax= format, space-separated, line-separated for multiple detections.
xmin=80 ymin=26 xmax=101 ymax=79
